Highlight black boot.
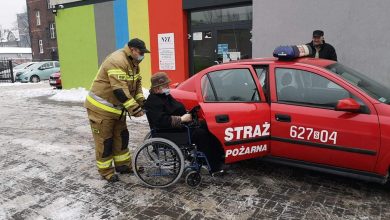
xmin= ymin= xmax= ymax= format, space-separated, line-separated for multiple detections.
xmin=115 ymin=165 xmax=133 ymax=174
xmin=105 ymin=174 xmax=119 ymax=183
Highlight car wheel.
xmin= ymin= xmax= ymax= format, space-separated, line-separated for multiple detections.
xmin=56 ymin=86 xmax=62 ymax=90
xmin=30 ymin=75 xmax=40 ymax=83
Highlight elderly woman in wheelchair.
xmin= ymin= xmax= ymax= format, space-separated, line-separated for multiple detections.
xmin=131 ymin=72 xmax=224 ymax=188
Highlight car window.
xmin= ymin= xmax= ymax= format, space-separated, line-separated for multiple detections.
xmin=55 ymin=62 xmax=60 ymax=67
xmin=41 ymin=62 xmax=54 ymax=69
xmin=201 ymin=68 xmax=260 ymax=102
xmin=254 ymin=65 xmax=269 ymax=102
xmin=276 ymin=68 xmax=351 ymax=108
xmin=201 ymin=76 xmax=217 ymax=101
xmin=326 ymin=63 xmax=390 ymax=104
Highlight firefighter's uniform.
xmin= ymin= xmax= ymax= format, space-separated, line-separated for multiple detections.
xmin=84 ymin=44 xmax=145 ymax=180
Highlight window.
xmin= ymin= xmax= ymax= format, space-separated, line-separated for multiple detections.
xmin=201 ymin=68 xmax=260 ymax=102
xmin=254 ymin=65 xmax=269 ymax=102
xmin=326 ymin=63 xmax=390 ymax=104
xmin=39 ymin=40 xmax=43 ymax=53
xmin=40 ymin=62 xmax=54 ymax=70
xmin=50 ymin=23 xmax=56 ymax=39
xmin=275 ymin=68 xmax=350 ymax=108
xmin=47 ymin=0 xmax=52 ymax=9
xmin=36 ymin=11 xmax=41 ymax=26
xmin=55 ymin=62 xmax=60 ymax=67
xmin=191 ymin=5 xmax=252 ymax=25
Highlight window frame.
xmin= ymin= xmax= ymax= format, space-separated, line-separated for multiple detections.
xmin=47 ymin=0 xmax=52 ymax=9
xmin=201 ymin=67 xmax=262 ymax=103
xmin=50 ymin=23 xmax=56 ymax=39
xmin=253 ymin=65 xmax=270 ymax=103
xmin=39 ymin=40 xmax=44 ymax=54
xmin=36 ymin=11 xmax=41 ymax=26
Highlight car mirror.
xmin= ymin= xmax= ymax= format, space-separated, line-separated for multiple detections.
xmin=335 ymin=98 xmax=361 ymax=112
xmin=38 ymin=67 xmax=44 ymax=70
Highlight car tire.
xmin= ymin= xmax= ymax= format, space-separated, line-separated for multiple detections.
xmin=30 ymin=75 xmax=40 ymax=83
xmin=56 ymin=86 xmax=62 ymax=90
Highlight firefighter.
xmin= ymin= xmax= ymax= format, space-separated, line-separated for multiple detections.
xmin=84 ymin=38 xmax=150 ymax=182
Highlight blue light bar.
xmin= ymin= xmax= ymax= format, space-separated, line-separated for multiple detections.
xmin=273 ymin=45 xmax=312 ymax=59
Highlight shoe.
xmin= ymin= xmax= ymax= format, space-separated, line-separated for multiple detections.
xmin=115 ymin=166 xmax=133 ymax=174
xmin=105 ymin=174 xmax=119 ymax=183
xmin=211 ymin=169 xmax=225 ymax=177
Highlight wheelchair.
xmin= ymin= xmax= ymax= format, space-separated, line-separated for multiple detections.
xmin=132 ymin=106 xmax=212 ymax=188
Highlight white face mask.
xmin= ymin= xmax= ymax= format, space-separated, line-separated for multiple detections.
xmin=137 ymin=55 xmax=144 ymax=62
xmin=162 ymin=88 xmax=170 ymax=95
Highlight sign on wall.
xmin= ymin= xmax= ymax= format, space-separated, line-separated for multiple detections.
xmin=158 ymin=33 xmax=176 ymax=70
xmin=50 ymin=0 xmax=82 ymax=5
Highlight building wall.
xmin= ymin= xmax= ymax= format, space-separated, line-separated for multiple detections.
xmin=148 ymin=0 xmax=188 ymax=83
xmin=27 ymin=0 xmax=58 ymax=61
xmin=252 ymin=0 xmax=390 ymax=85
xmin=55 ymin=0 xmax=187 ymax=89
xmin=55 ymin=5 xmax=98 ymax=89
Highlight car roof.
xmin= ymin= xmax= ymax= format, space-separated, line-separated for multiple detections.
xmin=219 ymin=57 xmax=337 ymax=68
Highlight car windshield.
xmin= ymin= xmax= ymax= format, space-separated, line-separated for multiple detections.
xmin=326 ymin=63 xmax=390 ymax=104
xmin=14 ymin=62 xmax=35 ymax=70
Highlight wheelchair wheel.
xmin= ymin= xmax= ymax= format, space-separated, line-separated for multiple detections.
xmin=185 ymin=170 xmax=202 ymax=187
xmin=132 ymin=138 xmax=184 ymax=188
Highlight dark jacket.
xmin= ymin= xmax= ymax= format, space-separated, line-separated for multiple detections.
xmin=306 ymin=41 xmax=337 ymax=61
xmin=144 ymin=93 xmax=186 ymax=129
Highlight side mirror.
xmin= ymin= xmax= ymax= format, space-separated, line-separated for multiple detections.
xmin=335 ymin=98 xmax=361 ymax=112
xmin=38 ymin=67 xmax=44 ymax=70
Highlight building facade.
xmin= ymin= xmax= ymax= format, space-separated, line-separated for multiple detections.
xmin=27 ymin=0 xmax=58 ymax=61
xmin=17 ymin=12 xmax=31 ymax=48
xmin=51 ymin=0 xmax=390 ymax=89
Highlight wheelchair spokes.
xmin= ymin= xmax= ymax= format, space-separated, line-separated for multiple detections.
xmin=133 ymin=138 xmax=185 ymax=188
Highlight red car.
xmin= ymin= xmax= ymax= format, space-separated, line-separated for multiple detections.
xmin=171 ymin=47 xmax=390 ymax=184
xmin=49 ymin=71 xmax=62 ymax=89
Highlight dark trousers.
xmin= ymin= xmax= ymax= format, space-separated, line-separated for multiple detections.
xmin=192 ymin=128 xmax=224 ymax=173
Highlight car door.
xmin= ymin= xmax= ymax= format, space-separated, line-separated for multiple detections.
xmin=198 ymin=65 xmax=271 ymax=163
xmin=269 ymin=64 xmax=380 ymax=172
xmin=42 ymin=62 xmax=55 ymax=80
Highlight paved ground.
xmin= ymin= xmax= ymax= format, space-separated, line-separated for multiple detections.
xmin=1 ymin=83 xmax=390 ymax=220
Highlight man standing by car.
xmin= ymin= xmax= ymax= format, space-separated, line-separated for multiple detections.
xmin=84 ymin=38 xmax=149 ymax=182
xmin=307 ymin=30 xmax=337 ymax=61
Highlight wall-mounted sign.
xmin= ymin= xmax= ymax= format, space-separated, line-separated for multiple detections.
xmin=158 ymin=33 xmax=176 ymax=70
xmin=50 ymin=0 xmax=82 ymax=5
xmin=217 ymin=44 xmax=228 ymax=55
xmin=193 ymin=32 xmax=202 ymax=41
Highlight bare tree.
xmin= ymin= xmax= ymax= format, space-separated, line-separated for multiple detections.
xmin=16 ymin=7 xmax=31 ymax=47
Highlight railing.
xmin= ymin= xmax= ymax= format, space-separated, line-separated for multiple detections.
xmin=0 ymin=59 xmax=14 ymax=83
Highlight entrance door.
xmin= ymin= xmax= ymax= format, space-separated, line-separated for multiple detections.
xmin=189 ymin=5 xmax=252 ymax=75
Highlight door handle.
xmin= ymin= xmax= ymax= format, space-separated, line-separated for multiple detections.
xmin=275 ymin=114 xmax=291 ymax=122
xmin=215 ymin=114 xmax=229 ymax=123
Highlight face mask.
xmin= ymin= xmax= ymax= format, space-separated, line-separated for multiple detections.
xmin=162 ymin=88 xmax=170 ymax=95
xmin=137 ymin=55 xmax=144 ymax=62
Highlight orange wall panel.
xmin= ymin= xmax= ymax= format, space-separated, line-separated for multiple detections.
xmin=148 ymin=0 xmax=188 ymax=85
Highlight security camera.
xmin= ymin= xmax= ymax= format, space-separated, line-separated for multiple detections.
xmin=58 ymin=4 xmax=64 ymax=9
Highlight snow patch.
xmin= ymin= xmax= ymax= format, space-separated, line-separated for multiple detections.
xmin=48 ymin=87 xmax=149 ymax=103
xmin=49 ymin=87 xmax=88 ymax=103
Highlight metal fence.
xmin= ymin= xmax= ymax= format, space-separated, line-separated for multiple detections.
xmin=0 ymin=59 xmax=14 ymax=83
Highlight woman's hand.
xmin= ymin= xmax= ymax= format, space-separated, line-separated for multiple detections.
xmin=180 ymin=113 xmax=192 ymax=123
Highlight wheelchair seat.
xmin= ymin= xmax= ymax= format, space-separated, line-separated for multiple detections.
xmin=150 ymin=128 xmax=191 ymax=148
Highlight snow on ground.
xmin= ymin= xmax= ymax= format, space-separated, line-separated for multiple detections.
xmin=49 ymin=87 xmax=88 ymax=102
xmin=1 ymin=83 xmax=389 ymax=219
